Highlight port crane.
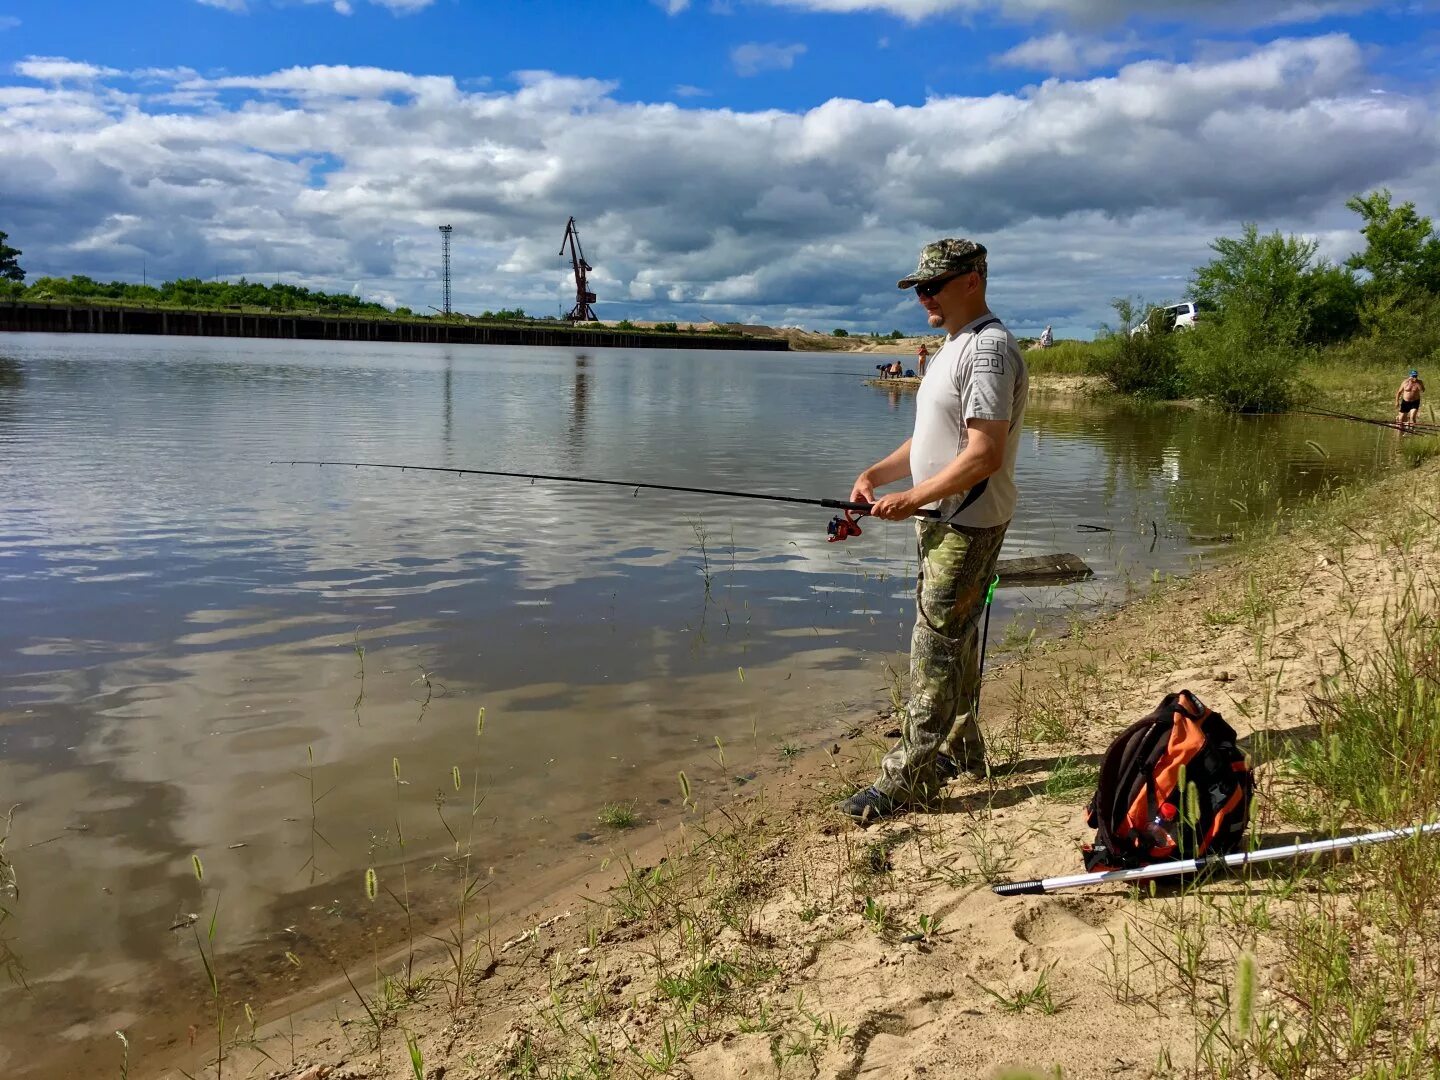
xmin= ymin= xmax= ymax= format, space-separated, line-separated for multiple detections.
xmin=559 ymin=217 xmax=597 ymax=322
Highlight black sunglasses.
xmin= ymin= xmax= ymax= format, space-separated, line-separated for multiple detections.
xmin=914 ymin=271 xmax=971 ymax=298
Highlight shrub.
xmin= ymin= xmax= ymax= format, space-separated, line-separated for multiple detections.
xmin=654 ymin=321 xmax=678 ymax=332
xmin=1093 ymin=298 xmax=1184 ymax=398
xmin=615 ymin=319 xmax=637 ymax=331
xmin=1179 ymin=328 xmax=1295 ymax=413
xmin=832 ymin=328 xmax=849 ymax=337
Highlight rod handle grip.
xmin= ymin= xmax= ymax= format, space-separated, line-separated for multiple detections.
xmin=992 ymin=880 xmax=1047 ymax=897
xmin=821 ymin=499 xmax=941 ymax=519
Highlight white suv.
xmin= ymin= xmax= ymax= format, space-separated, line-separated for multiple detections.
xmin=1132 ymin=300 xmax=1213 ymax=335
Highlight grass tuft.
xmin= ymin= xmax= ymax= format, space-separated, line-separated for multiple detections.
xmin=597 ymin=803 xmax=639 ymax=830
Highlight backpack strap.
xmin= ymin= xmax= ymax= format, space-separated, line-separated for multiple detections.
xmin=1085 ymin=696 xmax=1179 ymax=869
xmin=944 ymin=318 xmax=1004 ymax=521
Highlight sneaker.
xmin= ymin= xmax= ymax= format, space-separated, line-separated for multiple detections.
xmin=936 ymin=752 xmax=987 ymax=782
xmin=836 ymin=786 xmax=902 ymax=825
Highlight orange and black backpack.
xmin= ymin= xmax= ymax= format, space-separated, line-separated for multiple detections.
xmin=1083 ymin=690 xmax=1253 ymax=872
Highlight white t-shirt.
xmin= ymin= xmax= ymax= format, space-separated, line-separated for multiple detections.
xmin=909 ymin=313 xmax=1028 ymax=529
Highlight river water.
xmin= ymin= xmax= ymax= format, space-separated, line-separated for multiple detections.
xmin=0 ymin=335 xmax=1397 ymax=1076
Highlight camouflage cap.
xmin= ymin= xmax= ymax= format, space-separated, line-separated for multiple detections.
xmin=897 ymin=238 xmax=988 ymax=289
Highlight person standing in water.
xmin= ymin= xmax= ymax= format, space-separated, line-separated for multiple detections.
xmin=1397 ymin=369 xmax=1425 ymax=430
xmin=838 ymin=238 xmax=1028 ymax=825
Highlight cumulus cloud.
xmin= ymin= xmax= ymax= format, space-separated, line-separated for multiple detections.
xmin=731 ymin=42 xmax=808 ymax=76
xmin=1 ymin=35 xmax=1436 ymax=335
xmin=13 ymin=56 xmax=123 ymax=82
xmin=995 ymin=31 xmax=1149 ymax=74
xmin=756 ymin=0 xmax=1389 ymax=27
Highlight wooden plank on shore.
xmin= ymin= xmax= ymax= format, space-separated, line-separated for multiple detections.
xmin=995 ymin=552 xmax=1093 ymax=587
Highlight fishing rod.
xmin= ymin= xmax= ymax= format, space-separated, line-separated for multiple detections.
xmin=1300 ymin=405 xmax=1440 ymax=436
xmin=274 ymin=459 xmax=943 ymax=538
xmin=992 ymin=820 xmax=1440 ymax=896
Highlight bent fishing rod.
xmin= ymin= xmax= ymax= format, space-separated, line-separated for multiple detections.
xmin=274 ymin=460 xmax=945 ymax=541
xmin=992 ymin=820 xmax=1440 ymax=896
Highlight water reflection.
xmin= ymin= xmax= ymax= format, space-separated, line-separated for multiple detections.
xmin=567 ymin=354 xmax=590 ymax=455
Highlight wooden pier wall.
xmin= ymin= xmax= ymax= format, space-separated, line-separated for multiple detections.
xmin=0 ymin=302 xmax=789 ymax=352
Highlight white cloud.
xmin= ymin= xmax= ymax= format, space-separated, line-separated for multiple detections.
xmin=674 ymin=84 xmax=711 ymax=97
xmin=756 ymin=0 xmax=1389 ymax=27
xmin=1 ymin=36 xmax=1435 ymax=336
xmin=181 ymin=65 xmax=459 ymax=101
xmin=731 ymin=42 xmax=808 ymax=76
xmin=195 ymin=0 xmax=434 ymax=11
xmin=0 ymin=16 xmax=22 ymax=31
xmin=654 ymin=0 xmax=692 ymax=12
xmin=996 ymin=31 xmax=1149 ymax=74
xmin=13 ymin=57 xmax=123 ymax=82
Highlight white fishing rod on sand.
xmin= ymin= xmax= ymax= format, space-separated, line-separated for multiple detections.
xmin=992 ymin=820 xmax=1440 ymax=896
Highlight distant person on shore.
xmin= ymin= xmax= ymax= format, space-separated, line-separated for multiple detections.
xmin=839 ymin=237 xmax=1028 ymax=825
xmin=917 ymin=342 xmax=929 ymax=376
xmin=889 ymin=359 xmax=904 ymax=378
xmin=1397 ymin=369 xmax=1425 ymax=429
xmin=1039 ymin=324 xmax=1053 ymax=349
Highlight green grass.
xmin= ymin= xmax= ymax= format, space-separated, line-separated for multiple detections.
xmin=596 ymin=803 xmax=639 ymax=830
xmin=1399 ymin=435 xmax=1440 ymax=468
xmin=1298 ymin=357 xmax=1410 ymax=410
xmin=1287 ymin=592 xmax=1440 ymax=825
xmin=1023 ymin=339 xmax=1105 ymax=376
xmin=1042 ymin=757 xmax=1099 ymax=797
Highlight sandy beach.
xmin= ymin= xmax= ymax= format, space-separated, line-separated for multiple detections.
xmin=159 ymin=450 xmax=1440 ymax=1080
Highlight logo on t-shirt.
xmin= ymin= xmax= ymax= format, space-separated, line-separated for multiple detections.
xmin=973 ymin=341 xmax=1006 ymax=375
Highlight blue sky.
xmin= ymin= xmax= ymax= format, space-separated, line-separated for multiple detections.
xmin=2 ymin=0 xmax=1439 ymax=335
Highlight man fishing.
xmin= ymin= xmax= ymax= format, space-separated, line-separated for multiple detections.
xmin=1397 ymin=369 xmax=1425 ymax=430
xmin=839 ymin=238 xmax=1029 ymax=825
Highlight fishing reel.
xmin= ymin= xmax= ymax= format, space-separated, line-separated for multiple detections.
xmin=826 ymin=508 xmax=865 ymax=543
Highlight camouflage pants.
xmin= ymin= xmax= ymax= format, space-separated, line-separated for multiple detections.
xmin=874 ymin=518 xmax=1008 ymax=802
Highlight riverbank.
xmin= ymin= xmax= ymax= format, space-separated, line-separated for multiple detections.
xmin=0 ymin=302 xmax=787 ymax=352
xmin=191 ymin=456 xmax=1440 ymax=1077
xmin=866 ymin=372 xmax=1108 ymax=397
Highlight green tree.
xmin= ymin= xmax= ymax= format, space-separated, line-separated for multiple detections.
xmin=0 ymin=231 xmax=25 ymax=283
xmin=1345 ymin=189 xmax=1440 ymax=297
xmin=1181 ymin=226 xmax=1321 ymax=411
xmin=1299 ymin=262 xmax=1363 ymax=345
xmin=1191 ymin=224 xmax=1317 ymax=345
xmin=831 ymin=327 xmax=849 ymax=337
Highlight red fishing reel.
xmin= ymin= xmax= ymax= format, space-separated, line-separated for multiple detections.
xmin=827 ymin=507 xmax=865 ymax=543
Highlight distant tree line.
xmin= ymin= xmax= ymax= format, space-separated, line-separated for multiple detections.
xmin=0 ymin=269 xmax=418 ymax=318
